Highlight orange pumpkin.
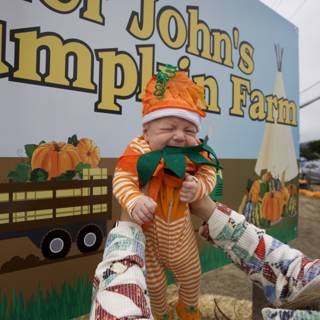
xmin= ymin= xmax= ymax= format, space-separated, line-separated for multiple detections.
xmin=299 ymin=190 xmax=320 ymax=199
xmin=299 ymin=189 xmax=307 ymax=196
xmin=299 ymin=189 xmax=314 ymax=198
xmin=249 ymin=180 xmax=261 ymax=203
xmin=280 ymin=186 xmax=290 ymax=206
xmin=31 ymin=142 xmax=81 ymax=179
xmin=312 ymin=191 xmax=320 ymax=199
xmin=261 ymin=191 xmax=283 ymax=222
xmin=76 ymin=138 xmax=100 ymax=168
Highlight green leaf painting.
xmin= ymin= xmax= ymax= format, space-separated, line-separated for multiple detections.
xmin=24 ymin=144 xmax=37 ymax=159
xmin=55 ymin=170 xmax=76 ymax=181
xmin=7 ymin=163 xmax=31 ymax=182
xmin=30 ymin=168 xmax=48 ymax=182
xmin=75 ymin=162 xmax=91 ymax=178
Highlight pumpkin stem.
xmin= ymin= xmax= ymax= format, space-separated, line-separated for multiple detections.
xmin=53 ymin=143 xmax=61 ymax=152
xmin=68 ymin=134 xmax=80 ymax=146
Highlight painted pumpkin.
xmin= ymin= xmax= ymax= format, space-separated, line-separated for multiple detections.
xmin=280 ymin=186 xmax=290 ymax=206
xmin=261 ymin=191 xmax=283 ymax=222
xmin=249 ymin=180 xmax=261 ymax=203
xmin=31 ymin=142 xmax=81 ymax=179
xmin=76 ymin=138 xmax=100 ymax=168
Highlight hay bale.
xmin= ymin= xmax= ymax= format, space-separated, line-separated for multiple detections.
xmin=167 ymin=284 xmax=252 ymax=320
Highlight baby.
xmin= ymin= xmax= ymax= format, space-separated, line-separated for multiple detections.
xmin=113 ymin=70 xmax=217 ymax=320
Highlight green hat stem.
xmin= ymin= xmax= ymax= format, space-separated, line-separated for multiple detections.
xmin=153 ymin=64 xmax=178 ymax=99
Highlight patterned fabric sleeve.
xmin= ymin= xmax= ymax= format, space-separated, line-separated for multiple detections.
xmin=262 ymin=307 xmax=320 ymax=320
xmin=199 ymin=202 xmax=320 ymax=308
xmin=90 ymin=221 xmax=153 ymax=320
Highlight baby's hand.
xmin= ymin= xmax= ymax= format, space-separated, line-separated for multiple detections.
xmin=180 ymin=175 xmax=199 ymax=203
xmin=131 ymin=196 xmax=157 ymax=225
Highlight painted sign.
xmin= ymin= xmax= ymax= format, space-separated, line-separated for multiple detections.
xmin=0 ymin=0 xmax=299 ymax=319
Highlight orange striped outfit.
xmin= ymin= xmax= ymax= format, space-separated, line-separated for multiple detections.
xmin=113 ymin=136 xmax=216 ymax=318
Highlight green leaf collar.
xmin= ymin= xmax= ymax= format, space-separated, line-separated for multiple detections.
xmin=137 ymin=140 xmax=222 ymax=186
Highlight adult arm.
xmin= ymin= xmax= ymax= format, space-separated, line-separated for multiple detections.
xmin=90 ymin=218 xmax=152 ymax=319
xmin=191 ymin=197 xmax=320 ymax=308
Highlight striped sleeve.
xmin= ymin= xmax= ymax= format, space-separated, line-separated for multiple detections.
xmin=112 ymin=168 xmax=145 ymax=216
xmin=193 ymin=165 xmax=216 ymax=201
xmin=113 ymin=137 xmax=151 ymax=216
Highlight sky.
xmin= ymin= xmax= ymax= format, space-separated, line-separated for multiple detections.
xmin=259 ymin=0 xmax=320 ymax=143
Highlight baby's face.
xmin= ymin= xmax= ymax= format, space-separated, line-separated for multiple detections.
xmin=143 ymin=116 xmax=198 ymax=150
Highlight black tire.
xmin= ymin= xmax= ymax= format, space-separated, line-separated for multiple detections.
xmin=76 ymin=225 xmax=103 ymax=253
xmin=41 ymin=229 xmax=71 ymax=259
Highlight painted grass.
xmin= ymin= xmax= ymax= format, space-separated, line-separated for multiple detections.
xmin=0 ymin=275 xmax=92 ymax=320
xmin=267 ymin=215 xmax=298 ymax=243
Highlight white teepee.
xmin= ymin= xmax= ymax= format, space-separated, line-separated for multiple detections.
xmin=254 ymin=45 xmax=298 ymax=182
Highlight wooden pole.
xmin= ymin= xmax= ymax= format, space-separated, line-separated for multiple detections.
xmin=252 ymin=284 xmax=271 ymax=320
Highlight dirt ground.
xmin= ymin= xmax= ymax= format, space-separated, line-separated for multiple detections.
xmin=199 ymin=186 xmax=320 ymax=303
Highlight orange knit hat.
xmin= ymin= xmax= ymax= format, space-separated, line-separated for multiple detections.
xmin=141 ymin=70 xmax=206 ymax=130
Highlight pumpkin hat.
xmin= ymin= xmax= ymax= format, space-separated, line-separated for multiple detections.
xmin=141 ymin=68 xmax=206 ymax=130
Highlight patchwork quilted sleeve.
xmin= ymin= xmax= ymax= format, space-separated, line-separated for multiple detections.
xmin=90 ymin=221 xmax=152 ymax=320
xmin=199 ymin=202 xmax=320 ymax=307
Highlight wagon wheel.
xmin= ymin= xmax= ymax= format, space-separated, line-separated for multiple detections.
xmin=76 ymin=225 xmax=103 ymax=253
xmin=41 ymin=229 xmax=72 ymax=259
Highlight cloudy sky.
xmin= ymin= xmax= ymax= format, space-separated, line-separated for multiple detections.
xmin=259 ymin=0 xmax=320 ymax=143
